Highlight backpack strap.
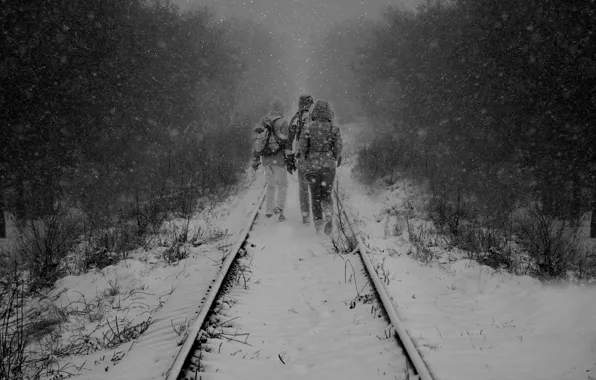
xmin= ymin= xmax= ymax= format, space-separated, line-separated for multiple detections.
xmin=329 ymin=122 xmax=337 ymax=158
xmin=289 ymin=110 xmax=307 ymax=143
xmin=295 ymin=109 xmax=308 ymax=142
xmin=289 ymin=112 xmax=300 ymax=129
xmin=267 ymin=116 xmax=285 ymax=150
xmin=268 ymin=116 xmax=283 ymax=136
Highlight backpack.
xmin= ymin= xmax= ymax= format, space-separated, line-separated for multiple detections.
xmin=290 ymin=109 xmax=309 ymax=140
xmin=253 ymin=116 xmax=283 ymax=156
xmin=305 ymin=121 xmax=337 ymax=158
xmin=290 ymin=109 xmax=309 ymax=153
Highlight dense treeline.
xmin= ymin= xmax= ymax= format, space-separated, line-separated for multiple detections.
xmin=0 ymin=2 xmax=291 ymax=374
xmin=0 ymin=0 xmax=288 ymax=229
xmin=357 ymin=0 xmax=595 ymax=218
xmin=0 ymin=0 xmax=290 ymax=290
xmin=311 ymin=0 xmax=596 ymax=275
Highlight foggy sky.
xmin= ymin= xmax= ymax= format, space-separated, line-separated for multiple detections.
xmin=172 ymin=0 xmax=425 ymax=107
xmin=174 ymin=0 xmax=423 ymax=30
xmin=174 ymin=0 xmax=424 ymax=51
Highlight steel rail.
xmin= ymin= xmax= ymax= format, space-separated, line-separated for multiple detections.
xmin=342 ymin=209 xmax=437 ymax=380
xmin=165 ymin=186 xmax=266 ymax=380
xmin=163 ymin=180 xmax=436 ymax=380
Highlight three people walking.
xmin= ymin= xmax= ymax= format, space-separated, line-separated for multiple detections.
xmin=251 ymin=95 xmax=342 ymax=235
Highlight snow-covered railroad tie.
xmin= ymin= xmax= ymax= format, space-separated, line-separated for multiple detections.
xmin=166 ymin=183 xmax=434 ymax=380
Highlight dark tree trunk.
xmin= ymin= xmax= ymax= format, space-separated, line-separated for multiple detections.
xmin=570 ymin=172 xmax=581 ymax=225
xmin=591 ymin=179 xmax=596 ymax=238
xmin=0 ymin=189 xmax=6 ymax=239
xmin=16 ymin=176 xmax=26 ymax=220
xmin=540 ymin=174 xmax=558 ymax=218
xmin=42 ymin=175 xmax=55 ymax=216
xmin=591 ymin=182 xmax=596 ymax=238
xmin=425 ymin=147 xmax=428 ymax=178
xmin=591 ymin=209 xmax=596 ymax=239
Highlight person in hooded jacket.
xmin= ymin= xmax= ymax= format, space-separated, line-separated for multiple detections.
xmin=298 ymin=100 xmax=343 ymax=234
xmin=251 ymin=99 xmax=290 ymax=221
xmin=288 ymin=94 xmax=314 ymax=225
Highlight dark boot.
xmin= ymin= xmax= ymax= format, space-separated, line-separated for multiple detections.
xmin=298 ymin=169 xmax=311 ymax=224
xmin=314 ymin=218 xmax=325 ymax=234
xmin=324 ymin=214 xmax=333 ymax=235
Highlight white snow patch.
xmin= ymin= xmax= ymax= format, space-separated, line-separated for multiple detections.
xmin=198 ymin=172 xmax=411 ymax=379
xmin=339 ymin=164 xmax=596 ymax=380
xmin=35 ymin=171 xmax=267 ymax=379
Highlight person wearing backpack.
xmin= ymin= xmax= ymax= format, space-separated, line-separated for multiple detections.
xmin=287 ymin=94 xmax=314 ymax=225
xmin=298 ymin=99 xmax=343 ymax=235
xmin=251 ymin=98 xmax=290 ymax=221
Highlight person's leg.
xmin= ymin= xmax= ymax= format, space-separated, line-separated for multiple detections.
xmin=306 ymin=172 xmax=324 ymax=232
xmin=297 ymin=168 xmax=311 ymax=224
xmin=274 ymin=165 xmax=288 ymax=220
xmin=320 ymin=168 xmax=337 ymax=234
xmin=264 ymin=165 xmax=276 ymax=216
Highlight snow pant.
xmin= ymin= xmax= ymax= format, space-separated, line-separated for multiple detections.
xmin=297 ymin=168 xmax=311 ymax=221
xmin=304 ymin=168 xmax=336 ymax=228
xmin=265 ymin=164 xmax=288 ymax=214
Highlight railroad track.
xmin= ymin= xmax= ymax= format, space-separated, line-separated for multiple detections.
xmin=164 ymin=183 xmax=436 ymax=380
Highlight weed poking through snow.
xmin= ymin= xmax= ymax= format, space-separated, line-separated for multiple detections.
xmin=329 ymin=179 xmax=358 ymax=255
xmin=161 ymin=243 xmax=189 ymax=265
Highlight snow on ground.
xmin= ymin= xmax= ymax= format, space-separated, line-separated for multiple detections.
xmin=198 ymin=172 xmax=412 ymax=380
xmin=338 ymin=164 xmax=596 ymax=380
xmin=11 ymin=151 xmax=595 ymax=380
xmin=41 ymin=172 xmax=266 ymax=379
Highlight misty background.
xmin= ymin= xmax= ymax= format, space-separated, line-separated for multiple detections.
xmin=1 ymin=0 xmax=595 ymax=288
xmin=173 ymin=0 xmax=424 ymax=109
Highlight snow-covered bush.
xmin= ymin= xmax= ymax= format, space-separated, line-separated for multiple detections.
xmin=0 ymin=268 xmax=26 ymax=380
xmin=514 ymin=203 xmax=583 ymax=278
xmin=16 ymin=205 xmax=82 ymax=291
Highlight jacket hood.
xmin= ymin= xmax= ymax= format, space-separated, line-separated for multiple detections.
xmin=298 ymin=94 xmax=314 ymax=111
xmin=268 ymin=98 xmax=286 ymax=118
xmin=311 ymin=100 xmax=334 ymax=122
